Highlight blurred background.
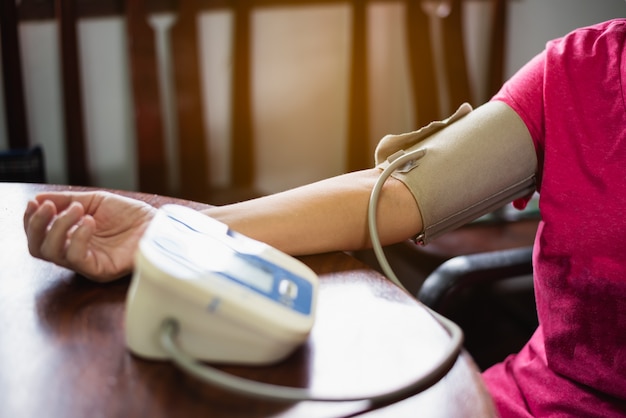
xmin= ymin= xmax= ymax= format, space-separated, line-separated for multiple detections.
xmin=1 ymin=0 xmax=624 ymax=203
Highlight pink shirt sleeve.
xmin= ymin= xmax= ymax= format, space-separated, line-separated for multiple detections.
xmin=490 ymin=52 xmax=547 ymax=209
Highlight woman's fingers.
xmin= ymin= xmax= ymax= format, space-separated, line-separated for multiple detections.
xmin=23 ymin=199 xmax=38 ymax=230
xmin=37 ymin=201 xmax=85 ymax=263
xmin=34 ymin=192 xmax=83 ymax=209
xmin=65 ymin=215 xmax=96 ymax=272
xmin=25 ymin=200 xmax=56 ymax=258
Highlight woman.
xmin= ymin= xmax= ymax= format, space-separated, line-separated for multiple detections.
xmin=24 ymin=19 xmax=626 ymax=417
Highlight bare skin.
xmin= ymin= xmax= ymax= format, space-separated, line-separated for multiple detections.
xmin=24 ymin=168 xmax=421 ymax=282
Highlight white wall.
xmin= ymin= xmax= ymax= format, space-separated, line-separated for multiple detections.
xmin=1 ymin=0 xmax=624 ymax=195
xmin=505 ymin=0 xmax=626 ymax=78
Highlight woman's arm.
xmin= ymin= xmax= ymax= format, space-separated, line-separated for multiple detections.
xmin=24 ymin=168 xmax=421 ymax=282
xmin=204 ymin=168 xmax=422 ymax=256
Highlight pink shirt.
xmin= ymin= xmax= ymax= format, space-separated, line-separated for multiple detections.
xmin=485 ymin=19 xmax=626 ymax=417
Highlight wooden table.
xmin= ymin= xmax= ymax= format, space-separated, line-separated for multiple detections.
xmin=0 ymin=183 xmax=495 ymax=417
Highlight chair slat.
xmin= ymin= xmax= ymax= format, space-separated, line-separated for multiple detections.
xmin=487 ymin=0 xmax=507 ymax=99
xmin=125 ymin=0 xmax=170 ymax=195
xmin=405 ymin=0 xmax=440 ymax=128
xmin=56 ymin=0 xmax=90 ymax=185
xmin=346 ymin=0 xmax=371 ymax=172
xmin=440 ymin=0 xmax=472 ymax=110
xmin=171 ymin=0 xmax=210 ymax=200
xmin=0 ymin=0 xmax=30 ymax=149
xmin=231 ymin=0 xmax=255 ymax=188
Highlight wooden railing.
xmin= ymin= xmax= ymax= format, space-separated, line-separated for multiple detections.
xmin=2 ymin=0 xmax=507 ymax=202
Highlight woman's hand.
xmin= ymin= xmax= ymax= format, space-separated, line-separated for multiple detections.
xmin=24 ymin=191 xmax=156 ymax=282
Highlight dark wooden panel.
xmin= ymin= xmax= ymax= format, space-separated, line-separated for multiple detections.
xmin=406 ymin=0 xmax=439 ymax=127
xmin=487 ymin=0 xmax=507 ymax=99
xmin=441 ymin=0 xmax=472 ymax=109
xmin=230 ymin=0 xmax=255 ymax=188
xmin=346 ymin=0 xmax=370 ymax=172
xmin=19 ymin=0 xmax=176 ymax=20
xmin=18 ymin=0 xmax=395 ymax=20
xmin=125 ymin=0 xmax=170 ymax=195
xmin=171 ymin=0 xmax=211 ymax=200
xmin=1 ymin=0 xmax=30 ymax=149
xmin=56 ymin=0 xmax=91 ymax=185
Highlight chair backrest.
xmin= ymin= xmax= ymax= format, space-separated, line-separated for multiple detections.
xmin=2 ymin=0 xmax=507 ymax=197
xmin=125 ymin=0 xmax=508 ymax=192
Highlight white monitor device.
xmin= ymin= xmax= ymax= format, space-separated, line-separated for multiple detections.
xmin=125 ymin=204 xmax=319 ymax=365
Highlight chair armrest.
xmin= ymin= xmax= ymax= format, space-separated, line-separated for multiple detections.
xmin=417 ymin=246 xmax=533 ymax=312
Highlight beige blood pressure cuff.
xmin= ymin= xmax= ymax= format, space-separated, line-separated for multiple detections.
xmin=375 ymin=101 xmax=537 ymax=245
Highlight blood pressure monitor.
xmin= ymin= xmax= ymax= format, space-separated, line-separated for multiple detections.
xmin=125 ymin=204 xmax=318 ymax=365
xmin=124 ymin=200 xmax=462 ymax=403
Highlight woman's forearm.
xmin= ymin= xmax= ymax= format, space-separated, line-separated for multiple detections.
xmin=202 ymin=168 xmax=422 ymax=256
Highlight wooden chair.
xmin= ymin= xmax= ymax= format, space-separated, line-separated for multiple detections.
xmin=3 ymin=0 xmax=506 ymax=201
xmin=124 ymin=0 xmax=508 ymax=203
